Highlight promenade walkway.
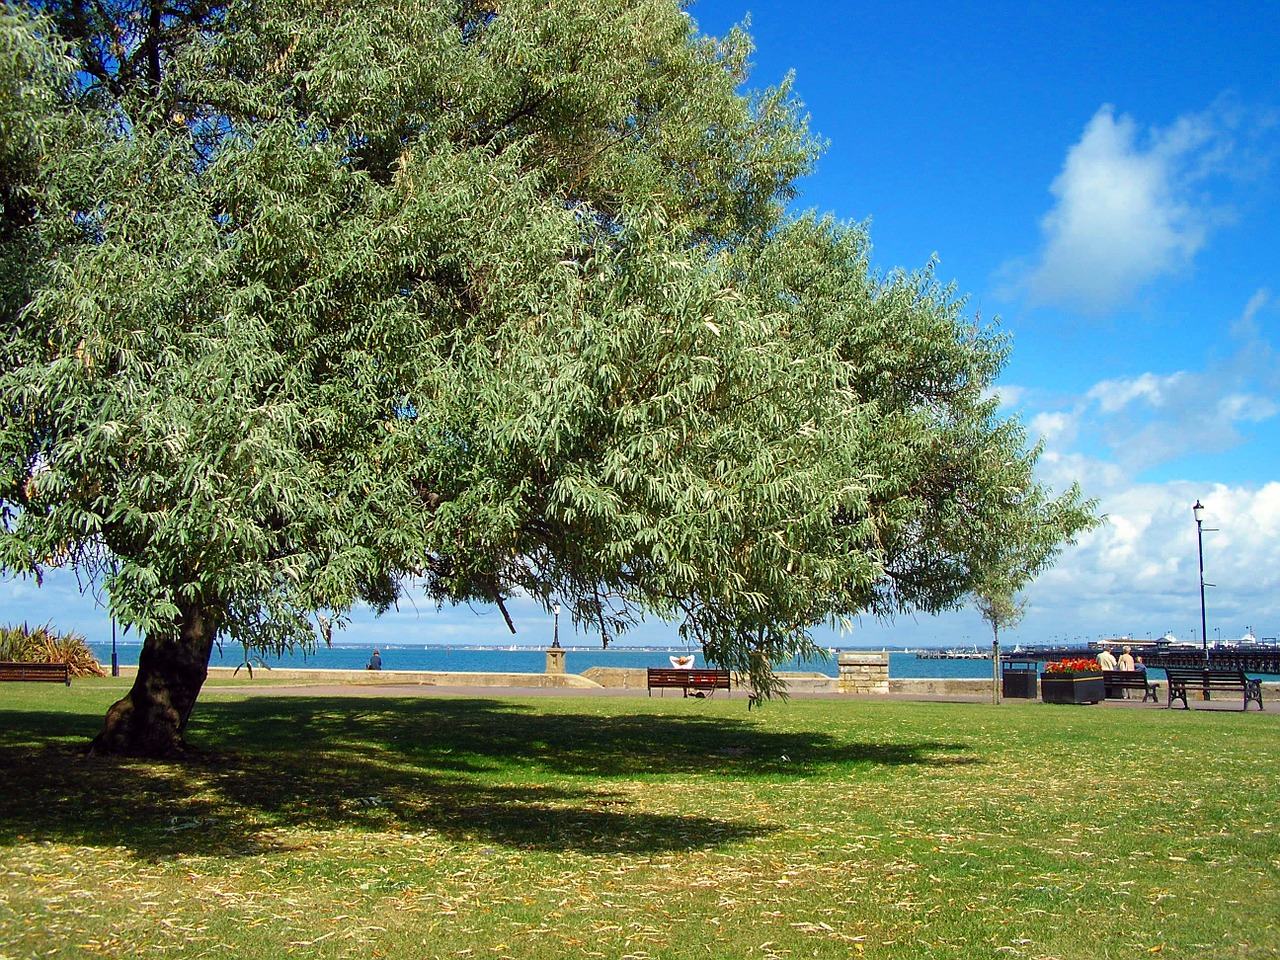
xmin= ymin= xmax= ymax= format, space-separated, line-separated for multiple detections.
xmin=198 ymin=679 xmax=1216 ymax=707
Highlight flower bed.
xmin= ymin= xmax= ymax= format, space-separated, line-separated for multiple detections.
xmin=1041 ymin=658 xmax=1104 ymax=704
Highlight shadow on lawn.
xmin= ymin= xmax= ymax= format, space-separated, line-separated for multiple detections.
xmin=0 ymin=697 xmax=973 ymax=861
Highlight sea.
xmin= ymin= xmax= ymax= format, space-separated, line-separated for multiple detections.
xmin=86 ymin=643 xmax=1004 ymax=680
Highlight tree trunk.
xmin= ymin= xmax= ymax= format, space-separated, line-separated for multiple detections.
xmin=991 ymin=634 xmax=1000 ymax=705
xmin=89 ymin=598 xmax=218 ymax=758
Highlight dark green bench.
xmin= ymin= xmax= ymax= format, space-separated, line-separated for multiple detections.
xmin=646 ymin=668 xmax=730 ymax=698
xmin=1165 ymin=667 xmax=1263 ymax=711
xmin=1102 ymin=670 xmax=1159 ymax=702
xmin=0 ymin=661 xmax=71 ymax=685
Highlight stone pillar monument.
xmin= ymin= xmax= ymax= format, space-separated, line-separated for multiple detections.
xmin=837 ymin=651 xmax=889 ymax=694
xmin=545 ymin=648 xmax=566 ymax=675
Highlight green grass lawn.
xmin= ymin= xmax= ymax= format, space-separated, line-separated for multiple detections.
xmin=2 ymin=679 xmax=1277 ymax=959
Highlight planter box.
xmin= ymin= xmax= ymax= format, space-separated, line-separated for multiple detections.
xmin=1040 ymin=671 xmax=1104 ymax=704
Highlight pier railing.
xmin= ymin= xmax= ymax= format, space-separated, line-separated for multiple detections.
xmin=998 ymin=646 xmax=1280 ymax=674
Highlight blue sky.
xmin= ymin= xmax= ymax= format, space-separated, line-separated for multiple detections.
xmin=4 ymin=1 xmax=1279 ymax=650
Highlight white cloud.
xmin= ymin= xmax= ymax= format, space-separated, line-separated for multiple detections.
xmin=1023 ymin=481 xmax=1280 ymax=642
xmin=1033 ymin=449 xmax=1129 ymax=495
xmin=1016 ymin=104 xmax=1236 ymax=314
xmin=1227 ymin=289 xmax=1279 ymax=393
xmin=1016 ymin=329 xmax=1280 ymax=477
xmin=1085 ymin=371 xmax=1186 ymax=414
xmin=979 ymin=302 xmax=1280 ymax=645
xmin=1028 ymin=410 xmax=1077 ymax=447
xmin=988 ymin=384 xmax=1026 ymax=408
xmin=1090 ymin=378 xmax=1276 ymax=473
xmin=1217 ymin=392 xmax=1279 ymax=424
xmin=839 ymin=471 xmax=1280 ymax=647
xmin=1231 ymin=288 xmax=1271 ymax=339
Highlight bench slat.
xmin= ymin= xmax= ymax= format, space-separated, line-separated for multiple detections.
xmin=1164 ymin=668 xmax=1263 ymax=711
xmin=0 ymin=661 xmax=72 ymax=686
xmin=1101 ymin=670 xmax=1160 ymax=702
xmin=646 ymin=668 xmax=731 ymax=697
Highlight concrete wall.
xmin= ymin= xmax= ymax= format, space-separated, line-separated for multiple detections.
xmin=117 ymin=665 xmax=603 ymax=688
xmin=581 ymin=667 xmax=648 ymax=689
xmin=891 ymin=678 xmax=988 ymax=697
xmin=580 ymin=668 xmax=842 ymax=694
xmin=775 ymin=672 xmax=841 ymax=694
xmin=838 ymin=652 xmax=889 ymax=694
xmin=580 ymin=667 xmax=983 ymax=697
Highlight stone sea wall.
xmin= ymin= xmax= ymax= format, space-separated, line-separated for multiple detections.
xmin=119 ymin=665 xmax=601 ymax=687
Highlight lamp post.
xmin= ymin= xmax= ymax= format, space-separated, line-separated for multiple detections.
xmin=1193 ymin=500 xmax=1210 ymax=665
xmin=551 ymin=601 xmax=561 ymax=649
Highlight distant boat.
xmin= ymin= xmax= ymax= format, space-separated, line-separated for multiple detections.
xmin=917 ymin=645 xmax=991 ymax=660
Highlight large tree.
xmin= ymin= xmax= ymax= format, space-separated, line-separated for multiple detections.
xmin=1 ymin=0 xmax=1096 ymax=756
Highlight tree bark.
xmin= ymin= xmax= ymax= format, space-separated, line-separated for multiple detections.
xmin=89 ymin=598 xmax=219 ymax=758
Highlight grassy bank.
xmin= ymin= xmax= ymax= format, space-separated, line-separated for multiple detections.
xmin=2 ymin=679 xmax=1277 ymax=958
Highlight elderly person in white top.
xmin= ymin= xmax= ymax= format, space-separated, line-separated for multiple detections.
xmin=1115 ymin=646 xmax=1137 ymax=697
xmin=1097 ymin=647 xmax=1118 ymax=671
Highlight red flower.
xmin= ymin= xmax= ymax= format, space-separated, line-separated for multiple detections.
xmin=1044 ymin=657 xmax=1100 ymax=673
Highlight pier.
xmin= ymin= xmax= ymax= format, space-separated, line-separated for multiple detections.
xmin=916 ymin=647 xmax=990 ymax=660
xmin=1000 ymin=644 xmax=1280 ymax=674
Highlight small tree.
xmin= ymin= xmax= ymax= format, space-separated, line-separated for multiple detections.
xmin=975 ymin=585 xmax=1028 ymax=703
xmin=969 ymin=488 xmax=1102 ymax=702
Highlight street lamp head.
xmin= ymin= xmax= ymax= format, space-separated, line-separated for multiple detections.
xmin=553 ymin=602 xmax=561 ymax=616
xmin=1193 ymin=500 xmax=1204 ymax=523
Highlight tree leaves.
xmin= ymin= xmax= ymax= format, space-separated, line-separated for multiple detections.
xmin=1 ymin=0 xmax=1096 ymax=703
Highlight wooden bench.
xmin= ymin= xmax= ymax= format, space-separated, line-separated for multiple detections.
xmin=646 ymin=668 xmax=731 ymax=698
xmin=1102 ymin=670 xmax=1159 ymax=702
xmin=1165 ymin=667 xmax=1263 ymax=711
xmin=0 ymin=661 xmax=71 ymax=685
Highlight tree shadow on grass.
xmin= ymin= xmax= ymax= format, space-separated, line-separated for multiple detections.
xmin=0 ymin=697 xmax=975 ymax=861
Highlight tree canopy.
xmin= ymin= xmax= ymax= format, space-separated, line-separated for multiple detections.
xmin=1 ymin=0 xmax=1097 ymax=756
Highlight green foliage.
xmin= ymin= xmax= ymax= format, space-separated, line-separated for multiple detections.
xmin=0 ymin=620 xmax=106 ymax=675
xmin=1 ymin=0 xmax=1096 ymax=705
xmin=974 ymin=587 xmax=1028 ymax=644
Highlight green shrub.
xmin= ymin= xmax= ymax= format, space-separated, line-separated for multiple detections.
xmin=0 ymin=622 xmax=106 ymax=677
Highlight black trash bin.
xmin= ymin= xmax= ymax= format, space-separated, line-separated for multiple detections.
xmin=1001 ymin=659 xmax=1039 ymax=699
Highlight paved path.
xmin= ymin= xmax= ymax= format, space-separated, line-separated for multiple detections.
xmin=201 ymin=682 xmax=749 ymax=699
